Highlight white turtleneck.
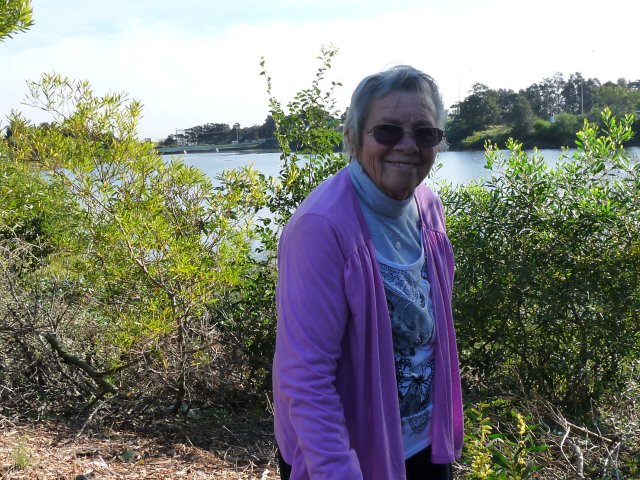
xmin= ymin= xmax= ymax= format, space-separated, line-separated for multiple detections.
xmin=348 ymin=160 xmax=422 ymax=265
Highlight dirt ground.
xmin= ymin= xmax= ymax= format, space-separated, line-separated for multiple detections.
xmin=0 ymin=413 xmax=279 ymax=480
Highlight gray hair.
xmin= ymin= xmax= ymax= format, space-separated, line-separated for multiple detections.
xmin=343 ymin=65 xmax=446 ymax=159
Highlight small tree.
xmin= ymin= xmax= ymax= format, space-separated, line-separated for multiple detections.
xmin=510 ymin=96 xmax=535 ymax=139
xmin=259 ymin=44 xmax=347 ymax=233
xmin=208 ymin=46 xmax=349 ymax=398
xmin=4 ymin=73 xmax=266 ymax=413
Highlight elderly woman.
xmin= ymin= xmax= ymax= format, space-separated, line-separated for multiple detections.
xmin=272 ymin=65 xmax=463 ymax=480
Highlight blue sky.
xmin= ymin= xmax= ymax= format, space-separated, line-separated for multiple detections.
xmin=2 ymin=0 xmax=638 ymax=140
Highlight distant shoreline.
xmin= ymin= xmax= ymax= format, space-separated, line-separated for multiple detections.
xmin=155 ymin=142 xmax=279 ymax=155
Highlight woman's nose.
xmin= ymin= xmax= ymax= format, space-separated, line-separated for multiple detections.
xmin=393 ymin=130 xmax=419 ymax=152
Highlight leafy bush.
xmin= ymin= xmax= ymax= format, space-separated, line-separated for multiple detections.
xmin=258 ymin=44 xmax=347 ymax=232
xmin=210 ymin=45 xmax=348 ymax=399
xmin=460 ymin=400 xmax=546 ymax=479
xmin=443 ymin=108 xmax=640 ymax=412
xmin=547 ymin=112 xmax=583 ymax=147
xmin=2 ymin=74 xmax=266 ymax=414
xmin=0 ymin=46 xmax=347 ymax=417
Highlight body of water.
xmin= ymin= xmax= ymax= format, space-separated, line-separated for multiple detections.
xmin=168 ymin=147 xmax=640 ymax=187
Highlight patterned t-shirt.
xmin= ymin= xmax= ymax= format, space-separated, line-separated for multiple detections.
xmin=378 ymin=249 xmax=436 ymax=459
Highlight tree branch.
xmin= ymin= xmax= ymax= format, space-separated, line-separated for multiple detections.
xmin=42 ymin=333 xmax=117 ymax=394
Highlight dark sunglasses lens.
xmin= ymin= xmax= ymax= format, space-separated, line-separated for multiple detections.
xmin=372 ymin=125 xmax=443 ymax=147
xmin=372 ymin=125 xmax=404 ymax=145
xmin=414 ymin=128 xmax=443 ymax=147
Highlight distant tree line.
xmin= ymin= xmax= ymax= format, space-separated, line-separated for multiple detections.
xmin=158 ymin=117 xmax=277 ymax=147
xmin=159 ymin=72 xmax=640 ymax=152
xmin=446 ymin=72 xmax=640 ymax=149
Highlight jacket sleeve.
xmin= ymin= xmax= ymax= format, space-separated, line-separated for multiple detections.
xmin=274 ymin=213 xmax=363 ymax=479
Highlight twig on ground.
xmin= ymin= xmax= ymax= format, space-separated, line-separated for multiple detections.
xmin=74 ymin=399 xmax=106 ymax=440
xmin=565 ymin=437 xmax=585 ymax=479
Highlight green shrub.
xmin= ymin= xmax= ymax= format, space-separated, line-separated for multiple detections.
xmin=460 ymin=400 xmax=547 ymax=479
xmin=258 ymin=43 xmax=347 ymax=232
xmin=1 ymin=46 xmax=347 ymax=416
xmin=210 ymin=45 xmax=348 ymax=398
xmin=461 ymin=125 xmax=511 ymax=150
xmin=442 ymin=108 xmax=640 ymax=412
xmin=2 ymin=74 xmax=267 ymax=414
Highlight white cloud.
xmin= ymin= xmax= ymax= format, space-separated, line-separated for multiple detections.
xmin=2 ymin=0 xmax=639 ymax=140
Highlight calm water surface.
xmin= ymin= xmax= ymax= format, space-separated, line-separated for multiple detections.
xmin=170 ymin=148 xmax=640 ymax=187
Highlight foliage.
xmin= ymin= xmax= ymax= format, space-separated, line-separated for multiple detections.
xmin=460 ymin=125 xmax=511 ymax=150
xmin=2 ymin=73 xmax=266 ymax=414
xmin=207 ymin=45 xmax=349 ymax=399
xmin=0 ymin=130 xmax=89 ymax=412
xmin=526 ymin=112 xmax=584 ymax=149
xmin=460 ymin=84 xmax=501 ymax=132
xmin=560 ymin=73 xmax=599 ymax=116
xmin=547 ymin=112 xmax=584 ymax=147
xmin=460 ymin=400 xmax=546 ymax=479
xmin=0 ymin=0 xmax=33 ymax=41
xmin=11 ymin=437 xmax=31 ymax=470
xmin=442 ymin=108 xmax=640 ymax=412
xmin=1 ymin=44 xmax=349 ymax=417
xmin=591 ymin=83 xmax=640 ymax=119
xmin=446 ymin=71 xmax=640 ymax=150
xmin=509 ymin=96 xmax=536 ymax=140
xmin=159 ymin=119 xmax=277 ymax=148
xmin=259 ymin=43 xmax=347 ymax=231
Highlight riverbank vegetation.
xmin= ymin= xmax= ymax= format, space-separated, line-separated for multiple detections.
xmin=446 ymin=75 xmax=640 ymax=150
xmin=1 ymin=15 xmax=639 ymax=477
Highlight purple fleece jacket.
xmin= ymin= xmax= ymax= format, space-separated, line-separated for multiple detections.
xmin=272 ymin=167 xmax=463 ymax=479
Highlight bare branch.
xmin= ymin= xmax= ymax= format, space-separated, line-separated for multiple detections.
xmin=42 ymin=333 xmax=117 ymax=394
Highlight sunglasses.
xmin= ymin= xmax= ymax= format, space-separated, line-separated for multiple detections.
xmin=368 ymin=124 xmax=444 ymax=148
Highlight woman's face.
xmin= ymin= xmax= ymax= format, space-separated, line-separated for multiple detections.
xmin=358 ymin=90 xmax=438 ymax=200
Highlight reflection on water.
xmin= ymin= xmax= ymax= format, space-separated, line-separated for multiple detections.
xmin=432 ymin=150 xmax=489 ymax=185
xmin=166 ymin=151 xmax=283 ymax=184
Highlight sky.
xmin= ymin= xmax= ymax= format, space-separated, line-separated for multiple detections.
xmin=1 ymin=0 xmax=639 ymax=140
